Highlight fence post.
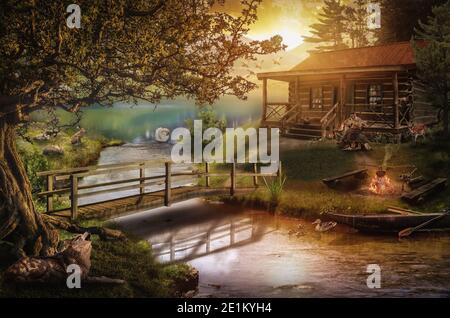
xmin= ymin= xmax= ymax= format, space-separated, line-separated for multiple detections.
xmin=277 ymin=161 xmax=282 ymax=184
xmin=206 ymin=231 xmax=211 ymax=253
xmin=165 ymin=162 xmax=171 ymax=206
xmin=253 ymin=163 xmax=258 ymax=187
xmin=70 ymin=175 xmax=78 ymax=220
xmin=139 ymin=162 xmax=145 ymax=195
xmin=205 ymin=162 xmax=210 ymax=187
xmin=230 ymin=218 xmax=235 ymax=244
xmin=46 ymin=175 xmax=54 ymax=213
xmin=170 ymin=236 xmax=175 ymax=262
xmin=230 ymin=162 xmax=236 ymax=196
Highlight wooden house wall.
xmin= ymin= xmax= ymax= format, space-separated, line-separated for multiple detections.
xmin=288 ymin=81 xmax=338 ymax=111
xmin=285 ymin=71 xmax=439 ymax=126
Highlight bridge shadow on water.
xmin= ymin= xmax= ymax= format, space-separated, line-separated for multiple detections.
xmin=112 ymin=198 xmax=276 ymax=263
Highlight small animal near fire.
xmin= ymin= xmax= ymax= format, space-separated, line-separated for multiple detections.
xmin=408 ymin=123 xmax=427 ymax=143
xmin=71 ymin=128 xmax=86 ymax=145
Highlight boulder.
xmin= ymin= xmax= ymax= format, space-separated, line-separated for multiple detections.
xmin=43 ymin=145 xmax=64 ymax=156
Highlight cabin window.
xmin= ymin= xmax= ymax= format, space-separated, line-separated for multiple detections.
xmin=311 ymin=87 xmax=323 ymax=109
xmin=368 ymin=84 xmax=383 ymax=106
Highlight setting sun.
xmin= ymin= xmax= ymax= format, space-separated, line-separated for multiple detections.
xmin=277 ymin=27 xmax=304 ymax=49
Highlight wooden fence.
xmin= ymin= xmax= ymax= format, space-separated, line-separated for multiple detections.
xmin=36 ymin=161 xmax=282 ymax=220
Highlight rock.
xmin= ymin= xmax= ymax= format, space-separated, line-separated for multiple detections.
xmin=183 ymin=290 xmax=197 ymax=298
xmin=43 ymin=145 xmax=64 ymax=156
xmin=172 ymin=265 xmax=199 ymax=295
xmin=33 ymin=134 xmax=50 ymax=142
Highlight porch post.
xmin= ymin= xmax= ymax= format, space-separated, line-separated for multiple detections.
xmin=393 ymin=72 xmax=400 ymax=129
xmin=339 ymin=75 xmax=346 ymax=127
xmin=295 ymin=76 xmax=300 ymax=123
xmin=262 ymin=78 xmax=268 ymax=124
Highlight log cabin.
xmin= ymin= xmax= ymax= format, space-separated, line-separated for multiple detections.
xmin=257 ymin=42 xmax=438 ymax=141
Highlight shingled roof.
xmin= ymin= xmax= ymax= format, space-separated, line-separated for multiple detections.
xmin=291 ymin=42 xmax=416 ymax=72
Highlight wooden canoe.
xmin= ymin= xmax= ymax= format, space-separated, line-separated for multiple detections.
xmin=324 ymin=212 xmax=450 ymax=233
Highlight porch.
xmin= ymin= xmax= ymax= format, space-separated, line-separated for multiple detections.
xmin=257 ymin=67 xmax=412 ymax=140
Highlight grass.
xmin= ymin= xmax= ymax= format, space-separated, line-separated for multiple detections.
xmin=0 ymin=221 xmax=195 ymax=298
xmin=5 ymin=125 xmax=193 ymax=298
xmin=229 ymin=136 xmax=450 ymax=218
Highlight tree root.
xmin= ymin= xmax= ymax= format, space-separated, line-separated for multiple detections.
xmin=42 ymin=215 xmax=127 ymax=241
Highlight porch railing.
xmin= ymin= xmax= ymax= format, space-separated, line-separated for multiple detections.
xmin=344 ymin=103 xmax=397 ymax=128
xmin=320 ymin=102 xmax=339 ymax=138
xmin=264 ymin=102 xmax=293 ymax=123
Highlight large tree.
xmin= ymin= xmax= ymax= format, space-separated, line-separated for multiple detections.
xmin=414 ymin=1 xmax=450 ymax=137
xmin=0 ymin=0 xmax=283 ymax=257
xmin=344 ymin=0 xmax=373 ymax=48
xmin=377 ymin=0 xmax=447 ymax=44
xmin=304 ymin=0 xmax=348 ymax=52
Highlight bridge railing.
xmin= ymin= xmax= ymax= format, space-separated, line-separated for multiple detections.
xmin=37 ymin=161 xmax=281 ymax=220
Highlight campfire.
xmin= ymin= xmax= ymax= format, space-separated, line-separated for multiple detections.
xmin=369 ymin=168 xmax=395 ymax=195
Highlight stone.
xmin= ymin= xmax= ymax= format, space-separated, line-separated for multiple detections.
xmin=43 ymin=145 xmax=64 ymax=156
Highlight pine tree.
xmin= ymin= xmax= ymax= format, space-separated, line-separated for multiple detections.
xmin=304 ymin=0 xmax=348 ymax=52
xmin=344 ymin=0 xmax=373 ymax=48
xmin=414 ymin=1 xmax=450 ymax=137
xmin=378 ymin=0 xmax=447 ymax=44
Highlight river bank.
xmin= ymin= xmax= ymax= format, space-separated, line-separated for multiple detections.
xmin=114 ymin=198 xmax=450 ymax=298
xmin=2 ymin=128 xmax=197 ymax=298
xmin=226 ymin=137 xmax=450 ymax=218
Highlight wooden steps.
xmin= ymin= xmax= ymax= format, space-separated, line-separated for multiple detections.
xmin=283 ymin=123 xmax=322 ymax=140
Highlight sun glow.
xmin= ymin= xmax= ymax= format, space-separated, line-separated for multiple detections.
xmin=251 ymin=27 xmax=303 ymax=50
xmin=277 ymin=27 xmax=304 ymax=50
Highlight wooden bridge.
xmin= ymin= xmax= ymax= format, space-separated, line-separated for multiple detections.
xmin=37 ymin=161 xmax=281 ymax=220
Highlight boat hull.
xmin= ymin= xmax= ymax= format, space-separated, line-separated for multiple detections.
xmin=324 ymin=213 xmax=450 ymax=233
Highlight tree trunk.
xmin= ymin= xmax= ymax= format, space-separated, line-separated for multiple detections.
xmin=443 ymin=103 xmax=449 ymax=137
xmin=0 ymin=118 xmax=59 ymax=257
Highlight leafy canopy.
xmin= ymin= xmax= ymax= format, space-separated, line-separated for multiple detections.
xmin=0 ymin=0 xmax=284 ymax=123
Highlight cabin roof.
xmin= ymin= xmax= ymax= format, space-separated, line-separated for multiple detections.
xmin=257 ymin=42 xmax=418 ymax=81
xmin=291 ymin=42 xmax=416 ymax=72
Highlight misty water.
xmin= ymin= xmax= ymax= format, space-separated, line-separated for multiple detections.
xmin=76 ymin=104 xmax=450 ymax=298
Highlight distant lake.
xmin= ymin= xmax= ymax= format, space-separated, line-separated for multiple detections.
xmin=56 ymin=95 xmax=261 ymax=143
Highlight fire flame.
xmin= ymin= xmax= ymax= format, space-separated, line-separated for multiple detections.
xmin=369 ymin=173 xmax=394 ymax=195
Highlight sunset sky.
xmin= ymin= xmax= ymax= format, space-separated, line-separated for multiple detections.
xmin=214 ymin=0 xmax=324 ymax=50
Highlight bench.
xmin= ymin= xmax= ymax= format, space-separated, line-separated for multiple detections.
xmin=322 ymin=169 xmax=368 ymax=185
xmin=401 ymin=178 xmax=447 ymax=204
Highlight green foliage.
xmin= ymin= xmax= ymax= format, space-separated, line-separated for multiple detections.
xmin=414 ymin=1 xmax=450 ymax=135
xmin=377 ymin=0 xmax=447 ymax=44
xmin=0 ymin=235 xmax=193 ymax=297
xmin=17 ymin=145 xmax=49 ymax=195
xmin=0 ymin=0 xmax=284 ymax=119
xmin=262 ymin=175 xmax=286 ymax=204
xmin=186 ymin=106 xmax=227 ymax=133
xmin=304 ymin=0 xmax=348 ymax=52
xmin=344 ymin=0 xmax=373 ymax=48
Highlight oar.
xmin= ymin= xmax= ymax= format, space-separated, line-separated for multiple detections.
xmin=398 ymin=212 xmax=449 ymax=238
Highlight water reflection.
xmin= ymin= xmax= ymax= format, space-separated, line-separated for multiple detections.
xmin=152 ymin=215 xmax=274 ymax=263
xmin=114 ymin=199 xmax=450 ymax=298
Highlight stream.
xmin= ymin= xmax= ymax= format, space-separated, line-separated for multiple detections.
xmin=90 ymin=142 xmax=450 ymax=298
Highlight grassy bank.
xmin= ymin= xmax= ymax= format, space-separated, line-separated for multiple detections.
xmin=0 ymin=225 xmax=196 ymax=297
xmin=6 ymin=126 xmax=195 ymax=298
xmin=229 ymin=137 xmax=450 ymax=218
